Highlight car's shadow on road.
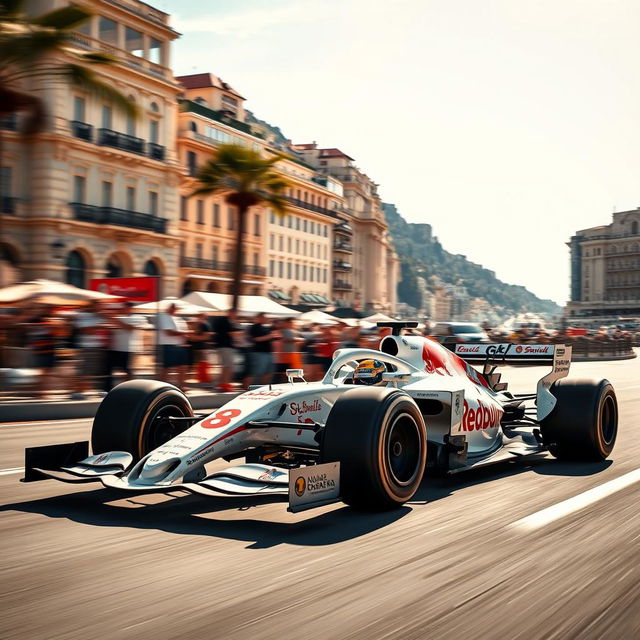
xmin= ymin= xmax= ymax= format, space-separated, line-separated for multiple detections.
xmin=1 ymin=458 xmax=613 ymax=548
xmin=411 ymin=456 xmax=613 ymax=504
xmin=0 ymin=487 xmax=410 ymax=549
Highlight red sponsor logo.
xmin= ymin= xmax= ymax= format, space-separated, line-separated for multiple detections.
xmin=460 ymin=399 xmax=503 ymax=431
xmin=457 ymin=345 xmax=481 ymax=353
xmin=422 ymin=342 xmax=453 ymax=376
xmin=289 ymin=400 xmax=322 ymax=423
xmin=522 ymin=346 xmax=552 ymax=354
xmin=89 ymin=276 xmax=158 ymax=302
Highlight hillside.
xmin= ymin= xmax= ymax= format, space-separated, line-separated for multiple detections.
xmin=382 ymin=203 xmax=562 ymax=317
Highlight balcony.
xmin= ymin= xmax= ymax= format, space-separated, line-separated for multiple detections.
xmin=333 ymin=260 xmax=352 ymax=271
xmin=180 ymin=99 xmax=253 ymax=135
xmin=70 ymin=202 xmax=167 ymax=234
xmin=334 ymin=241 xmax=353 ymax=253
xmin=70 ymin=120 xmax=93 ymax=142
xmin=98 ymin=128 xmax=145 ymax=155
xmin=285 ymin=196 xmax=336 ymax=218
xmin=148 ymin=142 xmax=165 ymax=161
xmin=333 ymin=280 xmax=353 ymax=291
xmin=180 ymin=256 xmax=266 ymax=276
xmin=334 ymin=221 xmax=353 ymax=235
xmin=1 ymin=196 xmax=17 ymax=214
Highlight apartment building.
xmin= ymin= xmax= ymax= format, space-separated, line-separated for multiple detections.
xmin=293 ymin=144 xmax=399 ymax=313
xmin=566 ymin=207 xmax=640 ymax=320
xmin=175 ymin=73 xmax=344 ymax=303
xmin=1 ymin=0 xmax=182 ymax=294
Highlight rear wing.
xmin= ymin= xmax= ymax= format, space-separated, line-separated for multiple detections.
xmin=453 ymin=343 xmax=562 ymax=365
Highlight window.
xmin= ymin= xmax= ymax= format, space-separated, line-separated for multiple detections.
xmin=148 ymin=38 xmax=162 ymax=64
xmin=195 ymin=243 xmax=202 ymax=260
xmin=227 ymin=207 xmax=235 ymax=230
xmin=101 ymin=105 xmax=112 ymax=129
xmin=212 ymin=246 xmax=219 ymax=264
xmin=187 ymin=151 xmax=197 ymax=177
xmin=287 ymin=215 xmax=292 ymax=228
xmin=254 ymin=213 xmax=260 ymax=236
xmin=149 ymin=191 xmax=158 ymax=215
xmin=302 ymin=265 xmax=307 ymax=281
xmin=278 ymin=236 xmax=283 ymax=251
xmin=149 ymin=120 xmax=159 ymax=144
xmin=253 ymin=252 xmax=259 ymax=266
xmin=287 ymin=237 xmax=292 ymax=253
xmin=310 ymin=221 xmax=315 ymax=234
xmin=126 ymin=186 xmax=135 ymax=210
xmin=287 ymin=262 xmax=292 ymax=279
xmin=269 ymin=234 xmax=274 ymax=250
xmin=180 ymin=196 xmax=188 ymax=221
xmin=73 ymin=96 xmax=85 ymax=122
xmin=143 ymin=260 xmax=160 ymax=277
xmin=310 ymin=267 xmax=314 ymax=282
xmin=197 ymin=199 xmax=204 ymax=224
xmin=316 ymin=267 xmax=321 ymax=282
xmin=303 ymin=220 xmax=308 ymax=233
xmin=303 ymin=241 xmax=307 ymax=255
xmin=0 ymin=166 xmax=12 ymax=198
xmin=269 ymin=260 xmax=274 ymax=277
xmin=213 ymin=203 xmax=220 ymax=227
xmin=150 ymin=102 xmax=159 ymax=113
xmin=633 ymin=221 xmax=639 ymax=235
xmin=295 ymin=264 xmax=300 ymax=280
xmin=278 ymin=261 xmax=283 ymax=277
xmin=73 ymin=175 xmax=86 ymax=203
xmin=126 ymin=111 xmax=135 ymax=137
xmin=65 ymin=250 xmax=86 ymax=288
xmin=323 ymin=268 xmax=327 ymax=283
xmin=125 ymin=26 xmax=144 ymax=57
xmin=99 ymin=17 xmax=117 ymax=45
xmin=269 ymin=210 xmax=275 ymax=224
xmin=101 ymin=181 xmax=112 ymax=206
xmin=296 ymin=239 xmax=300 ymax=254
xmin=324 ymin=225 xmax=328 ymax=237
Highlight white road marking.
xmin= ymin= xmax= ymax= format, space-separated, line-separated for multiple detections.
xmin=513 ymin=468 xmax=640 ymax=530
xmin=0 ymin=418 xmax=89 ymax=428
xmin=0 ymin=467 xmax=25 ymax=476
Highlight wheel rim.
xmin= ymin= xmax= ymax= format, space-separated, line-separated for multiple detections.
xmin=142 ymin=402 xmax=189 ymax=454
xmin=385 ymin=412 xmax=422 ymax=487
xmin=600 ymin=394 xmax=617 ymax=446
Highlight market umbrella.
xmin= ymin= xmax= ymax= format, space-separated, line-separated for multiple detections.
xmin=298 ymin=310 xmax=341 ymax=325
xmin=361 ymin=312 xmax=396 ymax=324
xmin=0 ymin=279 xmax=120 ymax=305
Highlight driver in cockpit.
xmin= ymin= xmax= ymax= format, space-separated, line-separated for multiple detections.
xmin=352 ymin=359 xmax=387 ymax=386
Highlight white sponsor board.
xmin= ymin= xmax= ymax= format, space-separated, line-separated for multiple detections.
xmin=455 ymin=343 xmax=555 ymax=358
xmin=536 ymin=345 xmax=573 ymax=421
xmin=288 ymin=462 xmax=340 ymax=513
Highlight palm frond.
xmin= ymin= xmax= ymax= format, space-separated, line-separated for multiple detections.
xmin=0 ymin=0 xmax=25 ymax=20
xmin=78 ymin=51 xmax=117 ymax=65
xmin=31 ymin=5 xmax=91 ymax=30
xmin=0 ymin=30 xmax=68 ymax=69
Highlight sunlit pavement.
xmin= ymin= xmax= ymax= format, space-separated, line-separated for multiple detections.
xmin=1 ymin=355 xmax=639 ymax=639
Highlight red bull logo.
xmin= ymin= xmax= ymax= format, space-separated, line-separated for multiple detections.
xmin=460 ymin=399 xmax=503 ymax=431
xmin=421 ymin=341 xmax=453 ymax=376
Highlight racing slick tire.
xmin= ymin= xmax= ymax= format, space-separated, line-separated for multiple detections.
xmin=320 ymin=387 xmax=427 ymax=510
xmin=540 ymin=378 xmax=617 ymax=461
xmin=91 ymin=380 xmax=194 ymax=461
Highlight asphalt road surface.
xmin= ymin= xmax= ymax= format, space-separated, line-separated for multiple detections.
xmin=1 ymin=356 xmax=639 ymax=640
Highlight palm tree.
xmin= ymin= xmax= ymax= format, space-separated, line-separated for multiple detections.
xmin=191 ymin=144 xmax=290 ymax=311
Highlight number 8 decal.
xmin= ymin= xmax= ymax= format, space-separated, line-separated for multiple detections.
xmin=201 ymin=408 xmax=242 ymax=429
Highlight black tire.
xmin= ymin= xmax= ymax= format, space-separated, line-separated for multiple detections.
xmin=91 ymin=380 xmax=194 ymax=461
xmin=540 ymin=378 xmax=617 ymax=461
xmin=321 ymin=387 xmax=427 ymax=510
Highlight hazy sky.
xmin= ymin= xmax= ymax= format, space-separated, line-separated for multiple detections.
xmin=159 ymin=0 xmax=640 ymax=305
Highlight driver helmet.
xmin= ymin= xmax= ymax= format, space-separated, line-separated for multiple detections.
xmin=353 ymin=359 xmax=386 ymax=385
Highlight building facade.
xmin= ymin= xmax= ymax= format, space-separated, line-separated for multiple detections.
xmin=293 ymin=144 xmax=399 ymax=313
xmin=175 ymin=74 xmax=343 ymax=305
xmin=566 ymin=207 xmax=640 ymax=320
xmin=1 ymin=0 xmax=183 ymax=293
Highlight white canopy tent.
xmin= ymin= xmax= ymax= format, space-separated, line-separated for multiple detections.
xmin=182 ymin=291 xmax=301 ymax=318
xmin=361 ymin=312 xmax=396 ymax=324
xmin=298 ymin=310 xmax=341 ymax=325
xmin=133 ymin=297 xmax=212 ymax=316
xmin=0 ymin=279 xmax=120 ymax=305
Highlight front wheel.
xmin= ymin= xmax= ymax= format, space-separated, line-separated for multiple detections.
xmin=321 ymin=387 xmax=427 ymax=510
xmin=91 ymin=380 xmax=194 ymax=461
xmin=540 ymin=378 xmax=618 ymax=461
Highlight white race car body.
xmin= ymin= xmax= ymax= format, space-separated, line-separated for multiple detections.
xmin=24 ymin=329 xmax=573 ymax=511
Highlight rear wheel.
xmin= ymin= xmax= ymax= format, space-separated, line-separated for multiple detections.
xmin=91 ymin=380 xmax=194 ymax=461
xmin=540 ymin=378 xmax=617 ymax=461
xmin=321 ymin=387 xmax=427 ymax=510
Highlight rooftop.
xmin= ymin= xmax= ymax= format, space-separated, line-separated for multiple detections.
xmin=176 ymin=73 xmax=245 ymax=100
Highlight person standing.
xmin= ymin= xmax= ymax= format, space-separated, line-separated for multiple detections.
xmin=104 ymin=301 xmax=150 ymax=390
xmin=280 ymin=317 xmax=303 ymax=370
xmin=72 ymin=301 xmax=107 ymax=399
xmin=211 ymin=309 xmax=239 ymax=392
xmin=157 ymin=302 xmax=189 ymax=389
xmin=19 ymin=303 xmax=58 ymax=397
xmin=247 ymin=312 xmax=274 ymax=387
xmin=187 ymin=312 xmax=212 ymax=385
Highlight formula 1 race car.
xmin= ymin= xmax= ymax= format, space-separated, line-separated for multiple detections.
xmin=23 ymin=322 xmax=618 ymax=512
